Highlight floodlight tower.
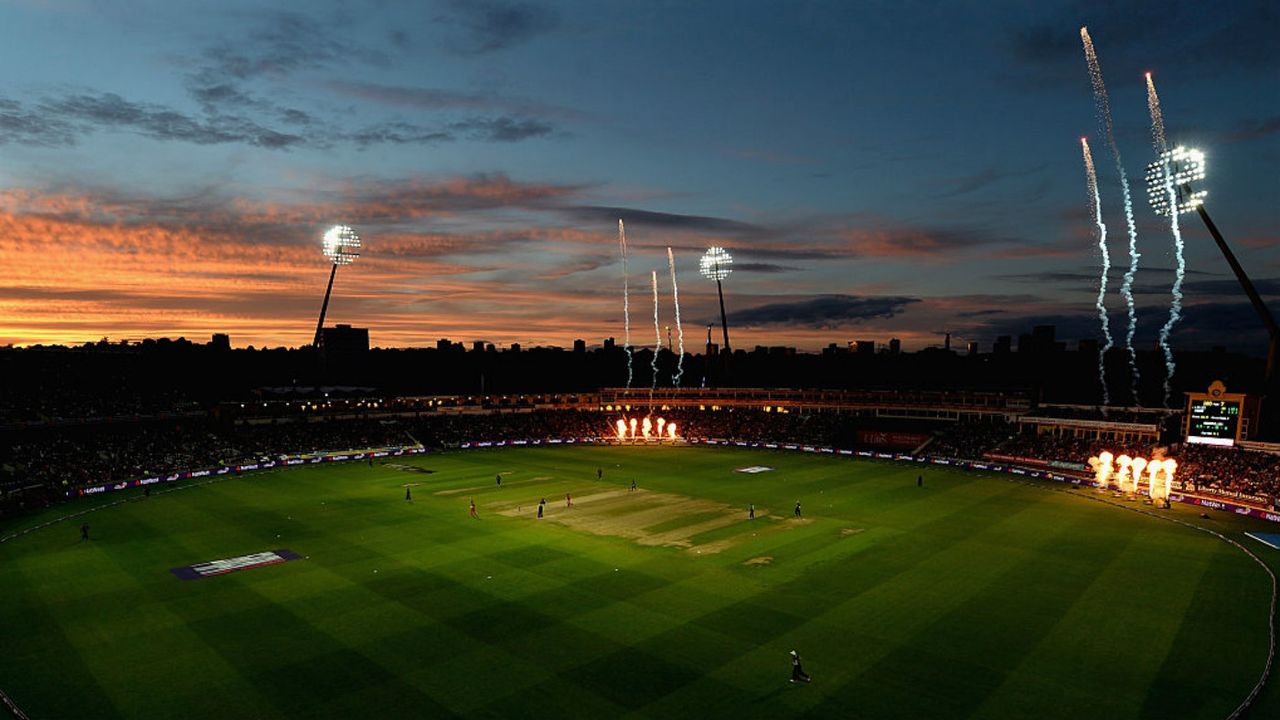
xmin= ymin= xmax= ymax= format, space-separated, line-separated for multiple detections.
xmin=699 ymin=247 xmax=734 ymax=355
xmin=312 ymin=225 xmax=361 ymax=347
xmin=1146 ymin=147 xmax=1280 ymax=398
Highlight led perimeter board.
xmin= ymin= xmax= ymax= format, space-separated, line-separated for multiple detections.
xmin=1185 ymin=381 xmax=1246 ymax=447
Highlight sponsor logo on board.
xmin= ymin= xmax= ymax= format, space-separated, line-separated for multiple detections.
xmin=170 ymin=550 xmax=301 ymax=580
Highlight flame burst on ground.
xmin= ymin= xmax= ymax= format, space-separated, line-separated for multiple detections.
xmin=1088 ymin=451 xmax=1178 ymax=500
xmin=614 ymin=416 xmax=678 ymax=440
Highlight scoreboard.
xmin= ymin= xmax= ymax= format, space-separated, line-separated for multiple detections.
xmin=1186 ymin=398 xmax=1241 ymax=446
xmin=1185 ymin=381 xmax=1248 ymax=447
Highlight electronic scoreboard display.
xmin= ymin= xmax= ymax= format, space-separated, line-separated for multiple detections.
xmin=1186 ymin=397 xmax=1242 ymax=446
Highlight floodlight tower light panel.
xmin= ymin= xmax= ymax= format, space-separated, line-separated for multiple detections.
xmin=1146 ymin=146 xmax=1207 ymax=216
xmin=699 ymin=247 xmax=733 ymax=281
xmin=322 ymin=224 xmax=362 ymax=265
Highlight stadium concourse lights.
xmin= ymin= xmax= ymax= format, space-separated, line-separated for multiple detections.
xmin=1145 ymin=146 xmax=1206 ymax=217
xmin=313 ymin=225 xmax=362 ymax=348
xmin=700 ymin=247 xmax=734 ymax=355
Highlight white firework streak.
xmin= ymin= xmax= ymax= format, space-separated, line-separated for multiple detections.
xmin=1082 ymin=138 xmax=1114 ymax=408
xmin=650 ymin=270 xmax=661 ymax=408
xmin=667 ymin=247 xmax=686 ymax=386
xmin=1147 ymin=75 xmax=1184 ymax=407
xmin=1082 ymin=27 xmax=1142 ymax=404
xmin=619 ymin=219 xmax=633 ymax=388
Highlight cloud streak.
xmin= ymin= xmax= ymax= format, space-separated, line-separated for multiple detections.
xmin=726 ymin=294 xmax=920 ymax=329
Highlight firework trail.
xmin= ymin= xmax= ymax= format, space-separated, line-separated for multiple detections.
xmin=666 ymin=247 xmax=686 ymax=386
xmin=650 ymin=270 xmax=661 ymax=408
xmin=1147 ymin=73 xmax=1185 ymax=407
xmin=1082 ymin=138 xmax=1114 ymax=407
xmin=1081 ymin=26 xmax=1142 ymax=403
xmin=618 ymin=220 xmax=633 ymax=388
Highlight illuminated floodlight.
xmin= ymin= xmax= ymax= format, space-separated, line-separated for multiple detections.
xmin=699 ymin=247 xmax=733 ymax=281
xmin=1146 ymin=146 xmax=1206 ymax=216
xmin=322 ymin=224 xmax=361 ymax=265
xmin=313 ymin=224 xmax=361 ymax=346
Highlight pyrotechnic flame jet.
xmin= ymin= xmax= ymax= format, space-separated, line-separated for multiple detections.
xmin=642 ymin=416 xmax=652 ymax=440
xmin=1131 ymin=457 xmax=1148 ymax=494
xmin=1116 ymin=455 xmax=1133 ymax=493
xmin=1089 ymin=451 xmax=1115 ymax=490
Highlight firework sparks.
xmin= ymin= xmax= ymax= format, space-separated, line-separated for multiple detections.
xmin=667 ymin=247 xmax=686 ymax=387
xmin=1082 ymin=27 xmax=1142 ymax=403
xmin=1147 ymin=73 xmax=1186 ymax=407
xmin=1082 ymin=137 xmax=1114 ymax=408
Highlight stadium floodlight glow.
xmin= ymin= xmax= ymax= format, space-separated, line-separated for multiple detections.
xmin=700 ymin=246 xmax=734 ymax=356
xmin=699 ymin=246 xmax=733 ymax=281
xmin=322 ymin=224 xmax=362 ymax=265
xmin=1145 ymin=146 xmax=1206 ymax=216
xmin=313 ymin=224 xmax=361 ymax=347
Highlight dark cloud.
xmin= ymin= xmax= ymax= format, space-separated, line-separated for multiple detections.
xmin=962 ymin=301 xmax=1270 ymax=352
xmin=1010 ymin=1 xmax=1279 ymax=81
xmin=0 ymin=98 xmax=77 ymax=146
xmin=39 ymin=92 xmax=305 ymax=148
xmin=1227 ymin=115 xmax=1280 ymax=143
xmin=452 ymin=116 xmax=555 ymax=142
xmin=197 ymin=12 xmax=385 ymax=83
xmin=442 ymin=0 xmax=559 ymax=54
xmin=726 ymin=294 xmax=920 ymax=329
xmin=565 ymin=206 xmax=762 ymax=235
xmin=325 ymin=80 xmax=587 ymax=121
xmin=735 ymin=262 xmax=801 ymax=274
xmin=938 ymin=164 xmax=1046 ymax=198
xmin=349 ymin=122 xmax=455 ymax=147
xmin=4 ymin=90 xmax=556 ymax=151
xmin=1134 ymin=278 xmax=1280 ymax=297
xmin=996 ymin=267 xmax=1218 ymax=285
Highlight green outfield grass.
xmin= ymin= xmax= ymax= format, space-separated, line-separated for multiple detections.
xmin=1 ymin=445 xmax=1276 ymax=719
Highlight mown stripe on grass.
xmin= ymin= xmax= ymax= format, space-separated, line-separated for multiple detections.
xmin=1139 ymin=540 xmax=1271 ymax=719
xmin=832 ymin=512 xmax=1131 ymax=719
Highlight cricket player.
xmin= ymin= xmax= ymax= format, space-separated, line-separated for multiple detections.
xmin=790 ymin=650 xmax=811 ymax=683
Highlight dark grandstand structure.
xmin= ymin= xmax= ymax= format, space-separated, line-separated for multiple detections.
xmin=5 ymin=363 xmax=1278 ymax=520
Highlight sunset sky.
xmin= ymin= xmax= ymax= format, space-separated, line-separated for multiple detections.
xmin=0 ymin=0 xmax=1276 ymax=352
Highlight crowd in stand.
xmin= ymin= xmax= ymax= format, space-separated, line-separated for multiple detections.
xmin=4 ymin=405 xmax=1279 ymax=519
xmin=1172 ymin=444 xmax=1279 ymax=501
xmin=924 ymin=423 xmax=1017 ymax=460
xmin=993 ymin=434 xmax=1153 ymax=465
